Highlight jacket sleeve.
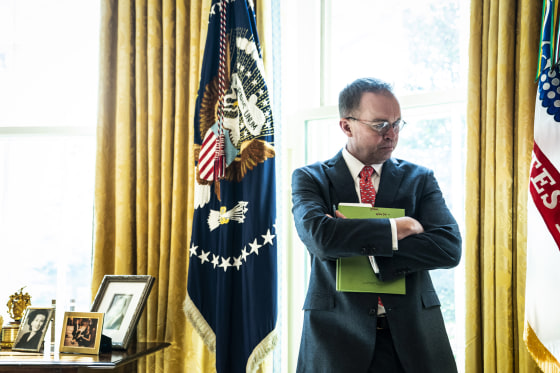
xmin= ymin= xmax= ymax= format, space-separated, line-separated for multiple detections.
xmin=291 ymin=166 xmax=394 ymax=261
xmin=375 ymin=170 xmax=462 ymax=281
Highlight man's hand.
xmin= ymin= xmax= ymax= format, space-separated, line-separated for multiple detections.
xmin=395 ymin=216 xmax=424 ymax=240
xmin=326 ymin=210 xmax=347 ymax=219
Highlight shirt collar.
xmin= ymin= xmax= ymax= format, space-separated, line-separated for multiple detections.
xmin=341 ymin=147 xmax=384 ymax=179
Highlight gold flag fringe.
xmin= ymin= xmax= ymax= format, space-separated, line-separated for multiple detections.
xmin=185 ymin=292 xmax=278 ymax=372
xmin=184 ymin=292 xmax=216 ymax=352
xmin=524 ymin=321 xmax=560 ymax=373
xmin=246 ymin=327 xmax=278 ymax=373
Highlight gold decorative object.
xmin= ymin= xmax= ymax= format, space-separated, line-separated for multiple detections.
xmin=7 ymin=287 xmax=32 ymax=322
xmin=1 ymin=287 xmax=32 ymax=350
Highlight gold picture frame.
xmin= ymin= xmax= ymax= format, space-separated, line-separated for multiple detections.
xmin=12 ymin=307 xmax=54 ymax=352
xmin=90 ymin=275 xmax=155 ymax=349
xmin=59 ymin=312 xmax=104 ymax=355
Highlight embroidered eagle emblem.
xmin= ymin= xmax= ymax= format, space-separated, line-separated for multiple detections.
xmin=195 ymin=30 xmax=275 ymax=198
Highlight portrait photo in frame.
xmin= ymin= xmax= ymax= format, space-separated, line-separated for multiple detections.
xmin=59 ymin=312 xmax=104 ymax=355
xmin=12 ymin=307 xmax=54 ymax=352
xmin=90 ymin=275 xmax=155 ymax=349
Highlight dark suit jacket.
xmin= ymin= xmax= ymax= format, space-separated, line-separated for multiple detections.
xmin=291 ymin=151 xmax=461 ymax=373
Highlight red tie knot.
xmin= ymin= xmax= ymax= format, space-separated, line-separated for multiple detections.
xmin=360 ymin=166 xmax=374 ymax=182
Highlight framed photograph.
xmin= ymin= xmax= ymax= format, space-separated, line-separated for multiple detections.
xmin=59 ymin=312 xmax=104 ymax=354
xmin=90 ymin=275 xmax=155 ymax=349
xmin=12 ymin=307 xmax=54 ymax=352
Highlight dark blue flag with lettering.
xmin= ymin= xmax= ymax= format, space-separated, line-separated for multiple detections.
xmin=185 ymin=1 xmax=277 ymax=372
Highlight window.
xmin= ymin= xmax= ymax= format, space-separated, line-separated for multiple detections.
xmin=0 ymin=0 xmax=99 ymax=336
xmin=278 ymin=0 xmax=468 ymax=371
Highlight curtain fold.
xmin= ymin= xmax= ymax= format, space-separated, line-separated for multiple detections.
xmin=93 ymin=0 xmax=210 ymax=371
xmin=94 ymin=0 xmax=271 ymax=371
xmin=465 ymin=0 xmax=543 ymax=372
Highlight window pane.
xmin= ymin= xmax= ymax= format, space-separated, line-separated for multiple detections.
xmin=0 ymin=0 xmax=99 ymax=328
xmin=327 ymin=0 xmax=466 ymax=104
xmin=305 ymin=118 xmax=346 ymax=164
xmin=0 ymin=0 xmax=99 ymax=127
xmin=394 ymin=111 xmax=466 ymax=361
xmin=0 ymin=136 xmax=95 ymax=323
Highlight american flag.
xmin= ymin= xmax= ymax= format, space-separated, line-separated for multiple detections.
xmin=524 ymin=1 xmax=560 ymax=370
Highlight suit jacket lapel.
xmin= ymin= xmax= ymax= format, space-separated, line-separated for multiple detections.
xmin=324 ymin=153 xmax=403 ymax=206
xmin=376 ymin=158 xmax=403 ymax=207
xmin=325 ymin=151 xmax=359 ymax=204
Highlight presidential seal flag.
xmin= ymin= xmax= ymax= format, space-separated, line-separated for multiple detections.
xmin=524 ymin=1 xmax=560 ymax=371
xmin=184 ymin=0 xmax=277 ymax=372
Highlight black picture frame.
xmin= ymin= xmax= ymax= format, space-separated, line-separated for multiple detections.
xmin=90 ymin=275 xmax=155 ymax=349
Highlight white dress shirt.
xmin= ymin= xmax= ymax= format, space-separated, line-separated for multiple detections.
xmin=341 ymin=148 xmax=398 ymax=273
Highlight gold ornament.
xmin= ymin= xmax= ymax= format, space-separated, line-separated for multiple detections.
xmin=1 ymin=287 xmax=32 ymax=349
xmin=7 ymin=287 xmax=32 ymax=322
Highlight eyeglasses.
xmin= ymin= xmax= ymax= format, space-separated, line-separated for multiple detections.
xmin=345 ymin=117 xmax=406 ymax=134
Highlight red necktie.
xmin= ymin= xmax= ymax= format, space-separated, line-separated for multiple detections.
xmin=359 ymin=166 xmax=376 ymax=206
xmin=359 ymin=166 xmax=385 ymax=312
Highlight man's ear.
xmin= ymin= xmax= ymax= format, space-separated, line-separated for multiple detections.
xmin=340 ymin=118 xmax=352 ymax=136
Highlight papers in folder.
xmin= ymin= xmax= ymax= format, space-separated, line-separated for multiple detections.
xmin=335 ymin=203 xmax=406 ymax=294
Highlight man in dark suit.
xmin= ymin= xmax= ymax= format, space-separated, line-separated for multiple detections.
xmin=291 ymin=77 xmax=462 ymax=372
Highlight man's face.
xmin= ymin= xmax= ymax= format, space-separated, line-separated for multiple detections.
xmin=340 ymin=92 xmax=401 ymax=165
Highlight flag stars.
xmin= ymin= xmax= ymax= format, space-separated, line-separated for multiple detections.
xmin=249 ymin=238 xmax=262 ymax=255
xmin=211 ymin=254 xmax=220 ymax=269
xmin=189 ymin=244 xmax=198 ymax=257
xmin=198 ymin=250 xmax=210 ymax=264
xmin=219 ymin=257 xmax=232 ymax=272
xmin=262 ymin=229 xmax=275 ymax=246
xmin=241 ymin=246 xmax=250 ymax=261
xmin=232 ymin=256 xmax=243 ymax=270
xmin=191 ymin=221 xmax=277 ymax=270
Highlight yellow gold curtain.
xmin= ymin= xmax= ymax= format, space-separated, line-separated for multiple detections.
xmin=465 ymin=0 xmax=543 ymax=372
xmin=93 ymin=0 xmax=272 ymax=371
xmin=93 ymin=0 xmax=210 ymax=371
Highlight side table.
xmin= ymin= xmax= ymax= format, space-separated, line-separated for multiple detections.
xmin=0 ymin=341 xmax=170 ymax=372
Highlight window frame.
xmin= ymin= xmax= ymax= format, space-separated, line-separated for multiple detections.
xmin=276 ymin=0 xmax=468 ymax=371
xmin=0 ymin=0 xmax=100 ymax=346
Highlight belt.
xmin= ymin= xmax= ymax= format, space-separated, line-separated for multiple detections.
xmin=376 ymin=315 xmax=389 ymax=330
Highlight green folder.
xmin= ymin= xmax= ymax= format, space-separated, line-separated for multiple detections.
xmin=335 ymin=203 xmax=406 ymax=294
